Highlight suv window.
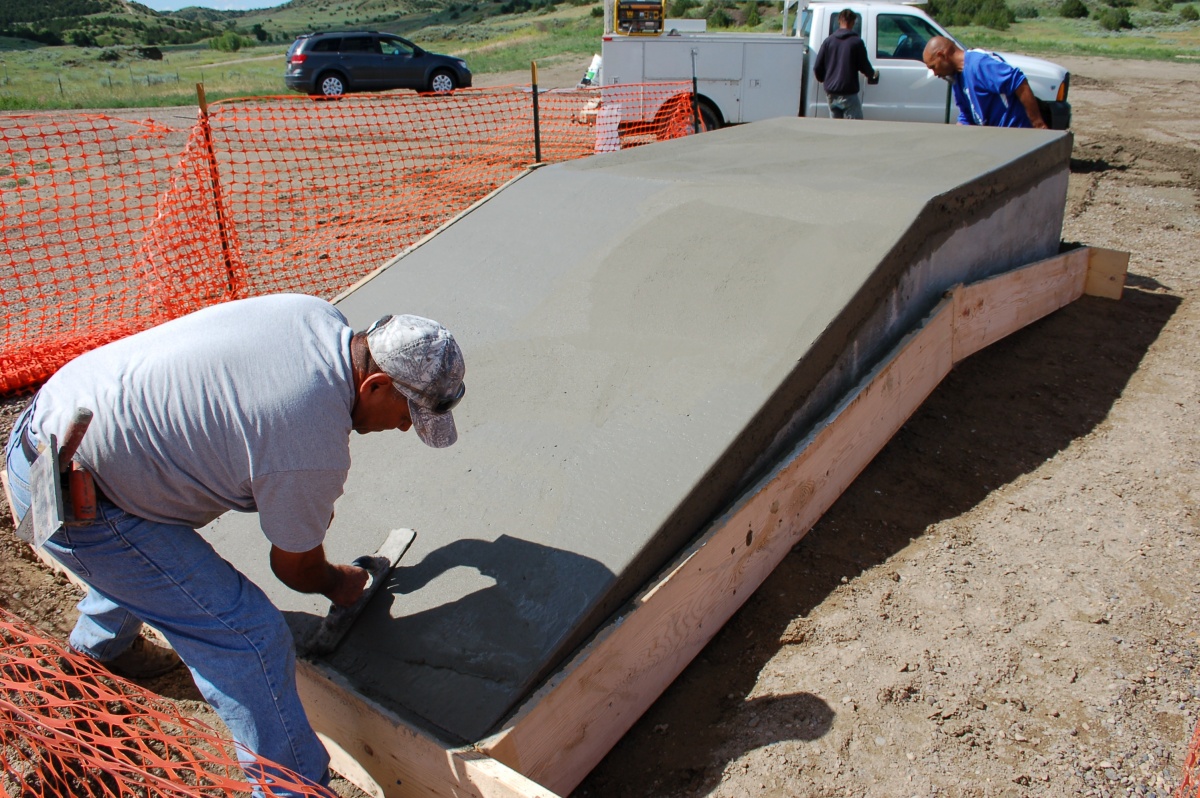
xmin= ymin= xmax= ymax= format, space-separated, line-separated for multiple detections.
xmin=310 ymin=37 xmax=341 ymax=53
xmin=379 ymin=37 xmax=414 ymax=57
xmin=341 ymin=35 xmax=378 ymax=53
xmin=876 ymin=14 xmax=940 ymax=60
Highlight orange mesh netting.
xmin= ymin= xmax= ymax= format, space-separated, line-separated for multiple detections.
xmin=1176 ymin=715 xmax=1200 ymax=798
xmin=1 ymin=82 xmax=697 ymax=395
xmin=0 ymin=114 xmax=202 ymax=394
xmin=0 ymin=607 xmax=333 ymax=797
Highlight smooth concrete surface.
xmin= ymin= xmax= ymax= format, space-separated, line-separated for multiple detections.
xmin=201 ymin=117 xmax=1071 ymax=743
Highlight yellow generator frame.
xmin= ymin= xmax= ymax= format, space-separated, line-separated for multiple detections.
xmin=616 ymin=0 xmax=666 ymax=34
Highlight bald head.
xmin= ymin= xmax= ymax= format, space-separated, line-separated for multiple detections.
xmin=923 ymin=36 xmax=963 ymax=78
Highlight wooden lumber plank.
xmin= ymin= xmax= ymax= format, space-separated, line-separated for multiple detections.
xmin=296 ymin=660 xmax=559 ymax=798
xmin=951 ymin=248 xmax=1089 ymax=363
xmin=1085 ymin=247 xmax=1129 ymax=300
xmin=480 ymin=302 xmax=958 ymax=794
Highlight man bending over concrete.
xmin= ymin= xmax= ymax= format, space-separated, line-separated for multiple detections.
xmin=4 ymin=295 xmax=466 ymax=795
xmin=923 ymin=36 xmax=1048 ymax=129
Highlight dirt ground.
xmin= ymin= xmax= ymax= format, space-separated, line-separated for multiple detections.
xmin=2 ymin=54 xmax=1199 ymax=798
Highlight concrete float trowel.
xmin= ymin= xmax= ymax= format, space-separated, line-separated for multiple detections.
xmin=15 ymin=407 xmax=95 ymax=550
xmin=300 ymin=528 xmax=416 ymax=658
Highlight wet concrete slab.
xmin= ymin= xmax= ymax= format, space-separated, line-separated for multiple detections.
xmin=201 ymin=117 xmax=1071 ymax=742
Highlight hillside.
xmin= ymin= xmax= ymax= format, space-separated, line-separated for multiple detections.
xmin=0 ymin=0 xmax=237 ymax=46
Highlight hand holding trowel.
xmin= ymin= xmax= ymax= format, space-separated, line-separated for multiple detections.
xmin=301 ymin=527 xmax=416 ymax=657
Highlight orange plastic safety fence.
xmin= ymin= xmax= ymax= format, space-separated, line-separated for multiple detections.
xmin=0 ymin=607 xmax=334 ymax=797
xmin=1175 ymin=715 xmax=1200 ymax=798
xmin=1 ymin=83 xmax=696 ymax=395
xmin=0 ymin=114 xmax=192 ymax=394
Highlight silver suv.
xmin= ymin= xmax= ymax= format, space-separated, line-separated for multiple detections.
xmin=285 ymin=31 xmax=472 ymax=97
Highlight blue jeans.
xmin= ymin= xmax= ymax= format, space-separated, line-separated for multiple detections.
xmin=827 ymin=92 xmax=864 ymax=120
xmin=5 ymin=404 xmax=330 ymax=795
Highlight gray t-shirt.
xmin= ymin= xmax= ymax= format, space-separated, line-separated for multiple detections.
xmin=31 ymin=294 xmax=356 ymax=552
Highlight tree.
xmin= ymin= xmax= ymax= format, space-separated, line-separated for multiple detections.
xmin=1097 ymin=6 xmax=1132 ymax=27
xmin=743 ymin=0 xmax=760 ymax=25
xmin=1059 ymin=0 xmax=1089 ymax=16
xmin=708 ymin=6 xmax=731 ymax=25
xmin=209 ymin=30 xmax=245 ymax=51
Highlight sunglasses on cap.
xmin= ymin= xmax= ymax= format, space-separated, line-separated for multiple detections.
xmin=430 ymin=381 xmax=466 ymax=414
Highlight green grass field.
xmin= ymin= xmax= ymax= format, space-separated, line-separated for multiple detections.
xmin=0 ymin=40 xmax=292 ymax=109
xmin=0 ymin=1 xmax=1195 ymax=110
xmin=953 ymin=9 xmax=1200 ymax=59
xmin=0 ymin=5 xmax=604 ymax=110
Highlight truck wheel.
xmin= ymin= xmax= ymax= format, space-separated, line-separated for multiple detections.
xmin=697 ymin=102 xmax=722 ymax=132
xmin=656 ymin=95 xmax=722 ymax=139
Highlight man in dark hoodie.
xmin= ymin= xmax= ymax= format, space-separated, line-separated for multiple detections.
xmin=812 ymin=9 xmax=879 ymax=119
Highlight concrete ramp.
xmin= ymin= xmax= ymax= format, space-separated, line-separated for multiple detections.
xmin=201 ymin=117 xmax=1071 ymax=743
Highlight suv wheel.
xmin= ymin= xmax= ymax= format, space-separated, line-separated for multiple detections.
xmin=428 ymin=69 xmax=457 ymax=94
xmin=317 ymin=72 xmax=348 ymax=97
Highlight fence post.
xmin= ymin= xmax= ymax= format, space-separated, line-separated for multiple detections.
xmin=531 ymin=61 xmax=542 ymax=165
xmin=196 ymin=83 xmax=239 ymax=298
xmin=690 ymin=48 xmax=701 ymax=135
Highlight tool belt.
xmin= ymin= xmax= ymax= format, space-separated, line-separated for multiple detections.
xmin=19 ymin=419 xmax=107 ymax=520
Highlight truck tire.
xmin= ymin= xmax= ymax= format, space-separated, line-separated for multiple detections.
xmin=656 ymin=95 xmax=722 ymax=139
xmin=697 ymin=101 xmax=722 ymax=132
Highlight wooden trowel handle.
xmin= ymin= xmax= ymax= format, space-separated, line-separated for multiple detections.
xmin=57 ymin=408 xmax=93 ymax=470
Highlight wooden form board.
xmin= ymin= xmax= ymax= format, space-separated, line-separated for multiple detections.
xmin=2 ymin=246 xmax=1127 ymax=798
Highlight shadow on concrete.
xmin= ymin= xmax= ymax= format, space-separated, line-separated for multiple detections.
xmin=294 ymin=533 xmax=614 ymax=743
xmin=574 ymin=281 xmax=1179 ymax=797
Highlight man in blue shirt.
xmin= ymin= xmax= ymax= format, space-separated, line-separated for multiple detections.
xmin=923 ymin=36 xmax=1047 ymax=129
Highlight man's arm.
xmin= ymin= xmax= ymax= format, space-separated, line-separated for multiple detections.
xmin=856 ymin=39 xmax=877 ymax=80
xmin=271 ymin=544 xmax=370 ymax=607
xmin=813 ymin=41 xmax=828 ymax=83
xmin=1015 ymin=79 xmax=1048 ymax=129
xmin=952 ymin=83 xmax=971 ymax=125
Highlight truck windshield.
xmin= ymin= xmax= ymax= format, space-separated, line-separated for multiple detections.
xmin=798 ymin=8 xmax=812 ymax=37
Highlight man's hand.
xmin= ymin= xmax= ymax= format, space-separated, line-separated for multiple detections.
xmin=270 ymin=544 xmax=371 ymax=607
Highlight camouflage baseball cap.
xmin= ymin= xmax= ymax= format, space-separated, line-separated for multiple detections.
xmin=366 ymin=314 xmax=466 ymax=448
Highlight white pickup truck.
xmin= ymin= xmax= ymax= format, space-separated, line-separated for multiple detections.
xmin=598 ymin=0 xmax=1071 ymax=131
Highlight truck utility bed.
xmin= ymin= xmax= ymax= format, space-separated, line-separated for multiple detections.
xmin=601 ymin=33 xmax=804 ymax=126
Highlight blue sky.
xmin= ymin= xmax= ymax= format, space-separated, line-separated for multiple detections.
xmin=138 ymin=0 xmax=290 ymax=10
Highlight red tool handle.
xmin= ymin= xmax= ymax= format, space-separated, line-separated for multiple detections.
xmin=57 ymin=407 xmax=93 ymax=470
